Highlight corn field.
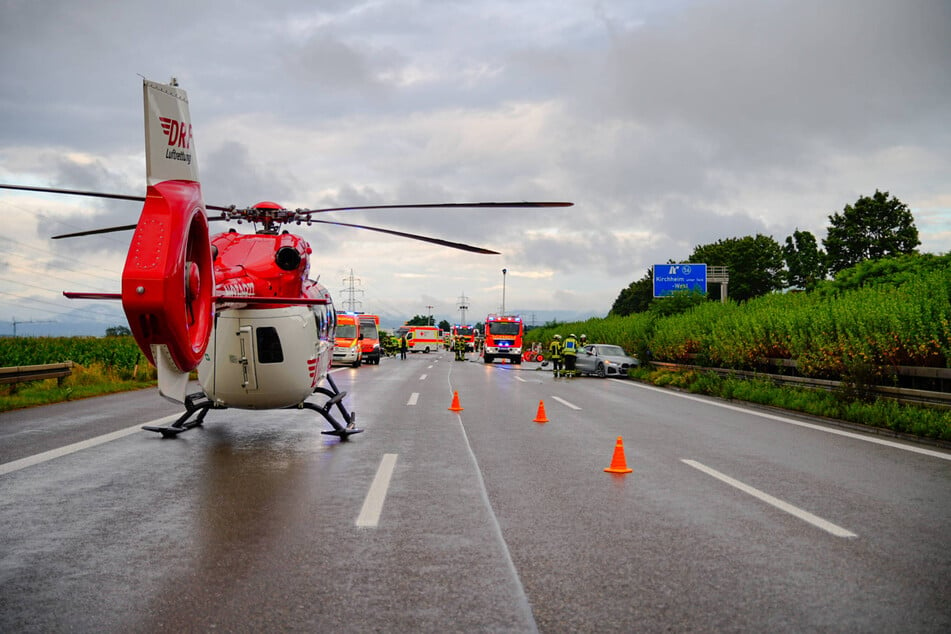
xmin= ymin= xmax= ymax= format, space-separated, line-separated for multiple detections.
xmin=0 ymin=336 xmax=145 ymax=370
xmin=527 ymin=268 xmax=951 ymax=379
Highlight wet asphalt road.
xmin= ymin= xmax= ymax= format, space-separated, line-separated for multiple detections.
xmin=1 ymin=351 xmax=950 ymax=632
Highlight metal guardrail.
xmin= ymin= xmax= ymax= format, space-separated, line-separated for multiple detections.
xmin=650 ymin=361 xmax=951 ymax=409
xmin=0 ymin=362 xmax=74 ymax=385
xmin=758 ymin=357 xmax=951 ymax=381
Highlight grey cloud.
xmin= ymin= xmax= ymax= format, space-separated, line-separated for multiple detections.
xmin=1 ymin=0 xmax=948 ymax=324
xmin=591 ymin=0 xmax=951 ymax=155
xmin=200 ymin=141 xmax=299 ymax=208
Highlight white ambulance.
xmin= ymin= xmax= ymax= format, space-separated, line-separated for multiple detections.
xmin=405 ymin=326 xmax=441 ymax=353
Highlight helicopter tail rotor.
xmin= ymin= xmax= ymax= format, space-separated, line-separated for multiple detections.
xmin=121 ymin=180 xmax=214 ymax=373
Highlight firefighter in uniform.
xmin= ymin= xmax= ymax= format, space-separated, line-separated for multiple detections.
xmin=454 ymin=335 xmax=467 ymax=361
xmin=548 ymin=334 xmax=563 ymax=377
xmin=579 ymin=334 xmax=588 ymax=348
xmin=562 ymin=333 xmax=580 ymax=377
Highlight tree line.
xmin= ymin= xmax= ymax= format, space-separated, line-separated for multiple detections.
xmin=611 ymin=190 xmax=924 ymax=316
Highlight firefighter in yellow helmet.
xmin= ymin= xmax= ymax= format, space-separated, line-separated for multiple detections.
xmin=548 ymin=334 xmax=563 ymax=378
xmin=562 ymin=333 xmax=580 ymax=377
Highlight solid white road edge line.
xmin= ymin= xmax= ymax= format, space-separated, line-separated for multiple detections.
xmin=682 ymin=459 xmax=858 ymax=538
xmin=407 ymin=392 xmax=420 ymax=406
xmin=613 ymin=379 xmax=950 ymax=460
xmin=0 ymin=414 xmax=180 ymax=476
xmin=551 ymin=396 xmax=582 ymax=410
xmin=356 ymin=453 xmax=398 ymax=528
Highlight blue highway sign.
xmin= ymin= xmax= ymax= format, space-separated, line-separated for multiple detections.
xmin=653 ymin=263 xmax=707 ymax=297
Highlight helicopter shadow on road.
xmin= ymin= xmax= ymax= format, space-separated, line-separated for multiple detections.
xmin=138 ymin=413 xmax=362 ymax=623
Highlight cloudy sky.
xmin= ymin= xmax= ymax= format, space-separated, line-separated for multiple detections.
xmin=1 ymin=0 xmax=948 ymax=335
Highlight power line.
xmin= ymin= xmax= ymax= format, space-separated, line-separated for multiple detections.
xmin=6 ymin=317 xmax=55 ymax=337
xmin=0 ymin=290 xmax=120 ymax=323
xmin=0 ymin=242 xmax=120 ymax=288
xmin=0 ymin=201 xmax=128 ymax=323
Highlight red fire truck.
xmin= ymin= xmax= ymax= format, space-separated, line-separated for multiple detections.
xmin=451 ymin=324 xmax=476 ymax=352
xmin=482 ymin=314 xmax=523 ymax=364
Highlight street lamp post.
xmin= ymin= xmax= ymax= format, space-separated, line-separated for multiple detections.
xmin=501 ymin=268 xmax=507 ymax=315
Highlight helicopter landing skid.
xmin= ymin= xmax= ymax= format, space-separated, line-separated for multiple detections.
xmin=302 ymin=373 xmax=363 ymax=440
xmin=143 ymin=392 xmax=214 ymax=438
xmin=141 ymin=375 xmax=362 ymax=440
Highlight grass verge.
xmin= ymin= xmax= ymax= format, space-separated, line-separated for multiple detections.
xmin=0 ymin=364 xmax=157 ymax=413
xmin=630 ymin=366 xmax=951 ymax=442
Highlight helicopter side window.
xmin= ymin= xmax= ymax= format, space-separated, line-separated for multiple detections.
xmin=312 ymin=305 xmax=324 ymax=338
xmin=320 ymin=306 xmax=331 ymax=341
xmin=256 ymin=326 xmax=284 ymax=364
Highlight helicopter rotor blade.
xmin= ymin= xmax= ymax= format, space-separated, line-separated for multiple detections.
xmin=52 ymin=224 xmax=140 ymax=239
xmin=0 ymin=183 xmax=146 ymax=204
xmin=51 ymin=215 xmax=229 ymax=240
xmin=295 ymin=201 xmax=573 ymax=215
xmin=305 ymin=218 xmax=501 ymax=254
xmin=8 ymin=182 xmax=572 ymax=247
xmin=0 ymin=183 xmax=232 ymax=211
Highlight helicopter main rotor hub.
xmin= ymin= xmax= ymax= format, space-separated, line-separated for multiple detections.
xmin=223 ymin=204 xmax=315 ymax=233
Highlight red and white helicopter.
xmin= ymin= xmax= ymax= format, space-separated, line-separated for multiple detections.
xmin=1 ymin=79 xmax=571 ymax=438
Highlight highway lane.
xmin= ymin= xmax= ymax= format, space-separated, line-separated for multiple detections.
xmin=0 ymin=388 xmax=182 ymax=464
xmin=1 ymin=350 xmax=949 ymax=632
xmin=0 ymin=355 xmax=536 ymax=632
xmin=453 ymin=366 xmax=950 ymax=631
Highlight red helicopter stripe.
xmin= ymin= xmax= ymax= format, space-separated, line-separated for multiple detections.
xmin=63 ymin=292 xmax=329 ymax=306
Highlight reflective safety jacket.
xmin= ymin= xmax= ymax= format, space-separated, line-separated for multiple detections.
xmin=548 ymin=339 xmax=563 ymax=360
xmin=562 ymin=336 xmax=579 ymax=356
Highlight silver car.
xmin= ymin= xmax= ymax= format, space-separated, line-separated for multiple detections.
xmin=575 ymin=344 xmax=638 ymax=378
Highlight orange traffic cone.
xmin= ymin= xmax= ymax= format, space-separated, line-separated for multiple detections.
xmin=533 ymin=400 xmax=549 ymax=423
xmin=448 ymin=391 xmax=464 ymax=412
xmin=604 ymin=436 xmax=633 ymax=474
